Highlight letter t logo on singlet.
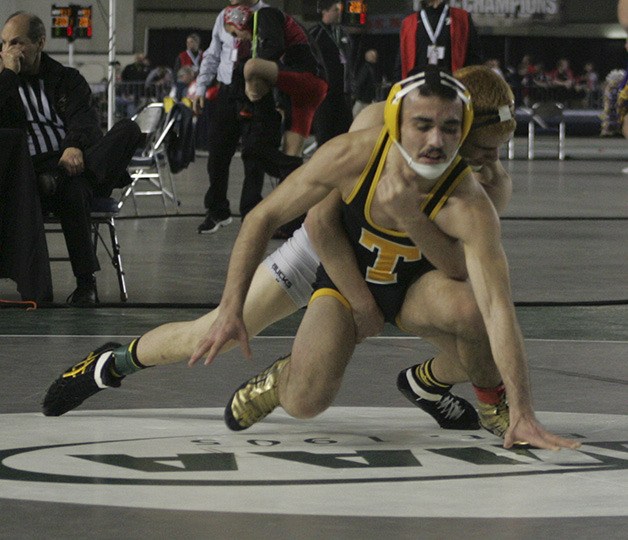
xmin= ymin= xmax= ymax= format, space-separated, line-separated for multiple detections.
xmin=359 ymin=229 xmax=421 ymax=284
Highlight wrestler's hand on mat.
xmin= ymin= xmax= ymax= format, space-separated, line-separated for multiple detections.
xmin=189 ymin=310 xmax=251 ymax=367
xmin=351 ymin=296 xmax=384 ymax=343
xmin=504 ymin=413 xmax=581 ymax=450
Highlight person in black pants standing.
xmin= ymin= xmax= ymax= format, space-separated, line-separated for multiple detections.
xmin=193 ymin=0 xmax=275 ymax=234
xmin=309 ymin=1 xmax=354 ymax=147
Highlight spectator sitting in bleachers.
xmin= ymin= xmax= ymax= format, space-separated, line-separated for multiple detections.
xmin=121 ymin=52 xmax=150 ymax=83
xmin=516 ymin=54 xmax=535 ymax=105
xmin=113 ymin=61 xmax=137 ymax=118
xmin=547 ymin=58 xmax=585 ymax=106
xmin=577 ymin=62 xmax=600 ymax=108
xmin=171 ymin=65 xmax=197 ymax=101
xmin=145 ymin=65 xmax=174 ymax=100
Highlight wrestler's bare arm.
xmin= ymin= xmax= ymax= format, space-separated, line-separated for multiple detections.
xmin=434 ymin=179 xmax=580 ymax=450
xmin=440 ymin=184 xmax=530 ymax=410
xmin=350 ymin=101 xmax=385 ymax=132
xmin=475 ymin=161 xmax=512 ymax=215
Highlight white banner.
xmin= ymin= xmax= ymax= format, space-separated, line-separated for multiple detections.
xmin=449 ymin=0 xmax=562 ymax=23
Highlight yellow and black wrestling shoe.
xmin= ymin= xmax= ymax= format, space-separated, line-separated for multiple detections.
xmin=42 ymin=342 xmax=123 ymax=416
xmin=224 ymin=355 xmax=290 ymax=431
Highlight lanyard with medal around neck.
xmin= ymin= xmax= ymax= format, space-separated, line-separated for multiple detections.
xmin=421 ymin=4 xmax=449 ymax=65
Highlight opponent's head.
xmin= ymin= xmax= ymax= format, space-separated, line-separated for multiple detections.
xmin=455 ymin=65 xmax=516 ymax=169
xmin=224 ymin=5 xmax=252 ymax=39
xmin=384 ymin=67 xmax=473 ymax=179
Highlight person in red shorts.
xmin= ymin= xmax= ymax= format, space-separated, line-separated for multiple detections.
xmin=224 ymin=4 xmax=328 ymax=158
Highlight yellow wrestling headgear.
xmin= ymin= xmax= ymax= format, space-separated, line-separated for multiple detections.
xmin=383 ymin=67 xmax=474 ymax=179
xmin=384 ymin=67 xmax=474 ymax=144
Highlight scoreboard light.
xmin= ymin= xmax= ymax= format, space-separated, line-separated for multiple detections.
xmin=51 ymin=5 xmax=92 ymax=41
xmin=343 ymin=0 xmax=367 ymax=27
xmin=51 ymin=6 xmax=71 ymax=38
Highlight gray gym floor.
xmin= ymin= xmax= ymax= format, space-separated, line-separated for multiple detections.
xmin=1 ymin=136 xmax=627 ymax=539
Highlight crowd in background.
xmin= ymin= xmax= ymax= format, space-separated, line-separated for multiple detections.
xmin=106 ymin=18 xmax=624 ymax=124
xmin=111 ymin=50 xmax=609 ymax=119
xmin=503 ymin=55 xmax=601 ymax=108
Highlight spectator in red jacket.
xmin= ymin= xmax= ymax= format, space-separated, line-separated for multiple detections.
xmin=400 ymin=0 xmax=483 ymax=79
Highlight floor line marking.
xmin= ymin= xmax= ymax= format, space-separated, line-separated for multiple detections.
xmin=1 ymin=335 xmax=627 ymax=344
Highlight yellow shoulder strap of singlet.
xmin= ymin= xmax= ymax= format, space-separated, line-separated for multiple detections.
xmin=344 ymin=127 xmax=391 ymax=204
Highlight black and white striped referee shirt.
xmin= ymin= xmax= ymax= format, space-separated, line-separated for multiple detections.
xmin=18 ymin=77 xmax=66 ymax=157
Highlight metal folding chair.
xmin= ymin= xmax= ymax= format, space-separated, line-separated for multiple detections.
xmin=122 ymin=102 xmax=180 ymax=214
xmin=526 ymin=102 xmax=566 ymax=160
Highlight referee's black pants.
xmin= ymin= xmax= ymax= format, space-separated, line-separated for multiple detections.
xmin=35 ymin=119 xmax=141 ymax=278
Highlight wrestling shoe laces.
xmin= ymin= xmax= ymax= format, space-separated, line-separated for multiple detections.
xmin=397 ymin=366 xmax=480 ymax=430
xmin=224 ymin=355 xmax=290 ymax=431
xmin=42 ymin=342 xmax=123 ymax=416
xmin=435 ymin=393 xmax=472 ymax=420
xmin=477 ymin=394 xmax=510 ymax=438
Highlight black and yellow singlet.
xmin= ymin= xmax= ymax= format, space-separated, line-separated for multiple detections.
xmin=312 ymin=128 xmax=471 ymax=324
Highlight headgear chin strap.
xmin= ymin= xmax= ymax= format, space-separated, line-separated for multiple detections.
xmin=394 ymin=141 xmax=453 ymax=180
xmin=384 ymin=69 xmax=473 ymax=179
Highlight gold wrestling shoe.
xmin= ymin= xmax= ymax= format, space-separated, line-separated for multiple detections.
xmin=224 ymin=355 xmax=290 ymax=431
xmin=477 ymin=394 xmax=510 ymax=438
xmin=478 ymin=395 xmax=531 ymax=447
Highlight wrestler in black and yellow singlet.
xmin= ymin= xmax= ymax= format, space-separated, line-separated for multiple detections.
xmin=312 ymin=128 xmax=471 ymax=325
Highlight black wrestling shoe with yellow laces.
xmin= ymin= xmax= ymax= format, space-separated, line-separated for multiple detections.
xmin=42 ymin=342 xmax=122 ymax=416
xmin=224 ymin=355 xmax=290 ymax=431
